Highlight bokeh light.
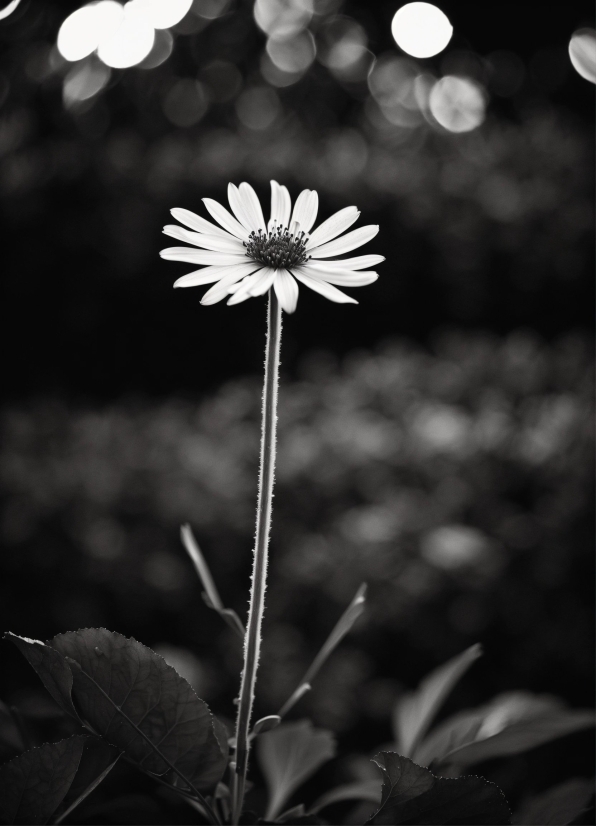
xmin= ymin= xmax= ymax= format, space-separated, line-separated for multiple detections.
xmin=57 ymin=2 xmax=123 ymax=63
xmin=63 ymin=59 xmax=111 ymax=106
xmin=568 ymin=28 xmax=596 ymax=84
xmin=137 ymin=28 xmax=173 ymax=70
xmin=266 ymin=30 xmax=316 ymax=74
xmin=0 ymin=0 xmax=22 ymax=21
xmin=429 ymin=75 xmax=485 ymax=132
xmin=391 ymin=2 xmax=453 ymax=59
xmin=254 ymin=0 xmax=313 ymax=40
xmin=132 ymin=0 xmax=193 ymax=30
xmin=97 ymin=2 xmax=155 ymax=69
xmin=235 ymin=86 xmax=281 ymax=130
xmin=318 ymin=17 xmax=370 ymax=81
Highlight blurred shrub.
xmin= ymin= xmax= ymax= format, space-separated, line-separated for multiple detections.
xmin=1 ymin=330 xmax=593 ymax=737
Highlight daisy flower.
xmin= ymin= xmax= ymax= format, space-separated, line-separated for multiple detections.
xmin=160 ymin=181 xmax=384 ymax=314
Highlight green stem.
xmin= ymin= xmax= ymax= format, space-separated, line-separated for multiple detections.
xmin=232 ymin=289 xmax=282 ymax=824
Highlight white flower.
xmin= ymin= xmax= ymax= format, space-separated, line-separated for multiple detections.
xmin=160 ymin=181 xmax=384 ymax=314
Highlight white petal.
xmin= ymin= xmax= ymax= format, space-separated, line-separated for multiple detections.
xmin=299 ymin=265 xmax=378 ymax=287
xmin=273 ymin=269 xmax=299 ymax=313
xmin=308 ymin=225 xmax=379 ymax=258
xmin=201 ymin=263 xmax=261 ymax=305
xmin=268 ymin=180 xmax=292 ymax=231
xmin=239 ymin=182 xmax=266 ymax=232
xmin=292 ymin=269 xmax=358 ymax=304
xmin=163 ymin=225 xmax=246 ymax=253
xmin=249 ymin=266 xmax=277 ymax=296
xmin=174 ymin=266 xmax=232 ymax=288
xmin=307 ymin=254 xmax=385 ymax=270
xmin=203 ymin=198 xmax=250 ymax=241
xmin=227 ymin=268 xmax=269 ymax=305
xmin=291 ymin=189 xmax=318 ymax=234
xmin=170 ymin=208 xmax=232 ymax=239
xmin=306 ymin=206 xmax=360 ymax=250
xmin=228 ymin=183 xmax=254 ymax=232
xmin=160 ymin=247 xmax=248 ymax=265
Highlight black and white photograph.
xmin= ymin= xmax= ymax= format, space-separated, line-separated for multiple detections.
xmin=0 ymin=1 xmax=594 ymax=824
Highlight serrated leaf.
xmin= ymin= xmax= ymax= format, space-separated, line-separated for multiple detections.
xmin=53 ymin=737 xmax=120 ymax=824
xmin=257 ymin=720 xmax=336 ymax=821
xmin=513 ymin=778 xmax=595 ymax=825
xmin=0 ymin=735 xmax=86 ymax=825
xmin=5 ymin=633 xmax=80 ymax=721
xmin=393 ymin=644 xmax=482 ymax=757
xmin=310 ymin=779 xmax=382 ymax=813
xmin=49 ymin=628 xmax=228 ymax=793
xmin=415 ymin=692 xmax=596 ymax=769
xmin=366 ymin=752 xmax=511 ymax=825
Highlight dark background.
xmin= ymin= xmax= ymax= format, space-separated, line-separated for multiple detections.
xmin=0 ymin=0 xmax=594 ymax=822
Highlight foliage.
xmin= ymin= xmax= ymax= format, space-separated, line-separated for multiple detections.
xmin=1 ymin=622 xmax=593 ymax=824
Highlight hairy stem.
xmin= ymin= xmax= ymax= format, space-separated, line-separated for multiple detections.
xmin=232 ymin=289 xmax=282 ymax=824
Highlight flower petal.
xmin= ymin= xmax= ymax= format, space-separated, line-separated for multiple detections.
xmin=306 ymin=206 xmax=360 ymax=250
xmin=227 ymin=268 xmax=269 ymax=305
xmin=291 ymin=189 xmax=318 ymax=234
xmin=163 ymin=225 xmax=246 ymax=253
xmin=307 ymin=254 xmax=385 ymax=270
xmin=174 ymin=266 xmax=232 ymax=288
xmin=299 ymin=265 xmax=378 ymax=287
xmin=160 ymin=247 xmax=248 ymax=265
xmin=308 ymin=225 xmax=379 ymax=258
xmin=239 ymin=182 xmax=267 ymax=232
xmin=249 ymin=266 xmax=277 ymax=296
xmin=228 ymin=183 xmax=254 ymax=232
xmin=201 ymin=263 xmax=262 ymax=304
xmin=292 ymin=269 xmax=358 ymax=304
xmin=273 ymin=269 xmax=299 ymax=313
xmin=268 ymin=180 xmax=291 ymax=231
xmin=203 ymin=198 xmax=251 ymax=241
xmin=170 ymin=208 xmax=232 ymax=239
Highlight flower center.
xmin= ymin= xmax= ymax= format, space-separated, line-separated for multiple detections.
xmin=244 ymin=226 xmax=310 ymax=270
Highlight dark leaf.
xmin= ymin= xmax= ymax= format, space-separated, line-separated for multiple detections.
xmin=53 ymin=737 xmax=120 ymax=824
xmin=257 ymin=720 xmax=336 ymax=821
xmin=5 ymin=633 xmax=80 ymax=721
xmin=366 ymin=752 xmax=511 ymax=825
xmin=48 ymin=628 xmax=228 ymax=793
xmin=0 ymin=735 xmax=86 ymax=825
xmin=394 ymin=644 xmax=482 ymax=757
xmin=0 ymin=700 xmax=26 ymax=756
xmin=513 ymin=778 xmax=595 ymax=825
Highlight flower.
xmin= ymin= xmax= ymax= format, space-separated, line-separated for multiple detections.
xmin=160 ymin=181 xmax=384 ymax=313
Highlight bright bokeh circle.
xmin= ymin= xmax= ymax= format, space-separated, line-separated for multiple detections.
xmin=97 ymin=2 xmax=155 ymax=69
xmin=568 ymin=28 xmax=596 ymax=84
xmin=57 ymin=1 xmax=123 ymax=62
xmin=391 ymin=2 xmax=453 ymax=59
xmin=131 ymin=0 xmax=193 ymax=30
xmin=429 ymin=75 xmax=485 ymax=132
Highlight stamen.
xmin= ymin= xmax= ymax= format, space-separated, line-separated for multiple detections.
xmin=244 ymin=226 xmax=310 ymax=270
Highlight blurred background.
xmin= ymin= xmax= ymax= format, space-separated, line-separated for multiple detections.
xmin=0 ymin=0 xmax=594 ymax=820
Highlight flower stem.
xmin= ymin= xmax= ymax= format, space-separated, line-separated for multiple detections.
xmin=232 ymin=288 xmax=282 ymax=824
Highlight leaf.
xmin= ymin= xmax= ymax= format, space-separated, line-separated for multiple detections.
xmin=257 ymin=720 xmax=336 ymax=821
xmin=393 ymin=644 xmax=482 ymax=757
xmin=5 ymin=633 xmax=80 ymax=721
xmin=0 ymin=735 xmax=86 ymax=825
xmin=310 ymin=779 xmax=382 ymax=813
xmin=252 ymin=715 xmax=282 ymax=736
xmin=278 ymin=584 xmax=367 ymax=718
xmin=513 ymin=778 xmax=595 ymax=825
xmin=181 ymin=524 xmax=245 ymax=639
xmin=53 ymin=737 xmax=120 ymax=824
xmin=50 ymin=628 xmax=228 ymax=793
xmin=415 ymin=692 xmax=596 ymax=769
xmin=10 ymin=628 xmax=228 ymax=797
xmin=366 ymin=752 xmax=511 ymax=825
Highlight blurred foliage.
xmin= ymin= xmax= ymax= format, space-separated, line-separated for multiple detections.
xmin=1 ymin=332 xmax=593 ymax=727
